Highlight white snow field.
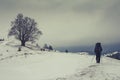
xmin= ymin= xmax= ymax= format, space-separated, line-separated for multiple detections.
xmin=0 ymin=41 xmax=120 ymax=80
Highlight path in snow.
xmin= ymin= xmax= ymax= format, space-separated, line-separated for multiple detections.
xmin=54 ymin=57 xmax=120 ymax=80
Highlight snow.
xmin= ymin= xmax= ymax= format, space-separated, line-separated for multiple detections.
xmin=105 ymin=51 xmax=120 ymax=60
xmin=0 ymin=41 xmax=120 ymax=80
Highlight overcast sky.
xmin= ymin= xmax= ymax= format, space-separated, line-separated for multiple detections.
xmin=0 ymin=0 xmax=120 ymax=51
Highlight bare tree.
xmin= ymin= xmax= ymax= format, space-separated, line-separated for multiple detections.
xmin=8 ymin=13 xmax=42 ymax=46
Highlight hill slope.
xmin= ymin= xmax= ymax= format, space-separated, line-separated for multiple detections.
xmin=0 ymin=41 xmax=120 ymax=80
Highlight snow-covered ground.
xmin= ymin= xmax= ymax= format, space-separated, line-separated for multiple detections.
xmin=105 ymin=51 xmax=120 ymax=60
xmin=0 ymin=41 xmax=120 ymax=80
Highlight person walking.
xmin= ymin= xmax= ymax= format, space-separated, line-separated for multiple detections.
xmin=94 ymin=42 xmax=102 ymax=63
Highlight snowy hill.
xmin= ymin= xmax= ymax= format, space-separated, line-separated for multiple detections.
xmin=0 ymin=41 xmax=120 ymax=80
xmin=105 ymin=51 xmax=120 ymax=60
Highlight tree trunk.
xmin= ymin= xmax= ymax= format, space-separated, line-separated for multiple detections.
xmin=21 ymin=40 xmax=25 ymax=46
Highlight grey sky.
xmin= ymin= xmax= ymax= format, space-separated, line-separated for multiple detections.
xmin=0 ymin=0 xmax=120 ymax=49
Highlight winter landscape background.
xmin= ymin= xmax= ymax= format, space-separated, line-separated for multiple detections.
xmin=0 ymin=0 xmax=120 ymax=80
xmin=0 ymin=41 xmax=120 ymax=80
xmin=0 ymin=0 xmax=120 ymax=53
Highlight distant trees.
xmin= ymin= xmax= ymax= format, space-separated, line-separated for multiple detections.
xmin=49 ymin=45 xmax=53 ymax=51
xmin=65 ymin=49 xmax=68 ymax=53
xmin=8 ymin=13 xmax=42 ymax=46
xmin=43 ymin=44 xmax=53 ymax=51
xmin=0 ymin=39 xmax=4 ymax=41
xmin=43 ymin=44 xmax=49 ymax=49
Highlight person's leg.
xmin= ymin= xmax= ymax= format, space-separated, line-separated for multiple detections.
xmin=96 ymin=53 xmax=101 ymax=63
xmin=99 ymin=54 xmax=101 ymax=63
xmin=96 ymin=55 xmax=99 ymax=63
xmin=98 ymin=56 xmax=100 ymax=63
xmin=97 ymin=54 xmax=101 ymax=63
